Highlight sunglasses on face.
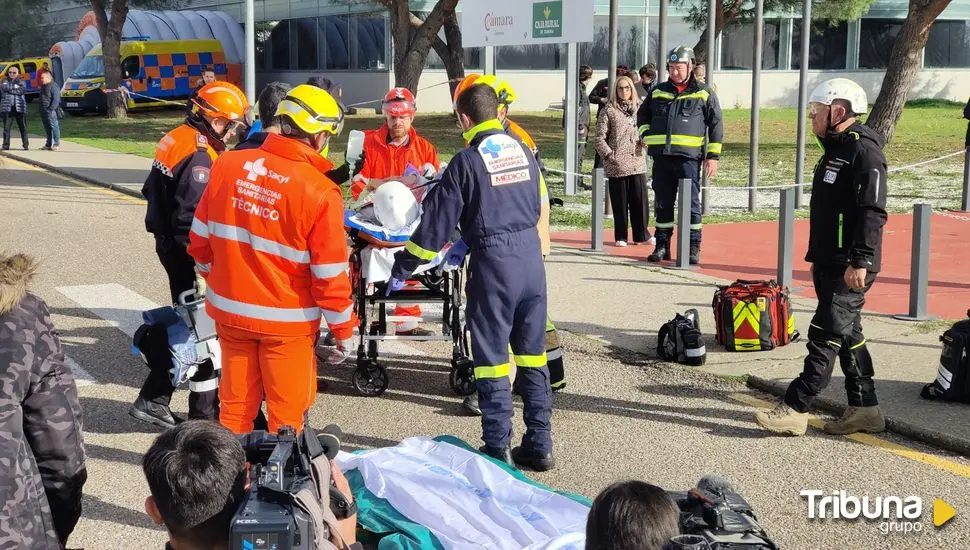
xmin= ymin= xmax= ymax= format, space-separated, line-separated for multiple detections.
xmin=617 ymin=86 xmax=632 ymax=90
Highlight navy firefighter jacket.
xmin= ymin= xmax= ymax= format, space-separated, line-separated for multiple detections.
xmin=391 ymin=119 xmax=543 ymax=280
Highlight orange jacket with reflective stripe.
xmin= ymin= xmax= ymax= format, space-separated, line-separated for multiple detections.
xmin=187 ymin=133 xmax=357 ymax=339
xmin=350 ymin=124 xmax=440 ymax=199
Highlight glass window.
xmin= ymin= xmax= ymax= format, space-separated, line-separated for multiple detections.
xmin=296 ymin=18 xmax=318 ymax=70
xmin=791 ymin=20 xmax=848 ymax=70
xmin=859 ymin=19 xmax=902 ymax=69
xmin=353 ymin=15 xmax=387 ymax=70
xmin=121 ymin=56 xmax=140 ymax=79
xmin=496 ymin=44 xmax=567 ymax=70
xmin=255 ymin=21 xmax=277 ymax=70
xmin=926 ymin=20 xmax=970 ymax=68
xmin=72 ymin=55 xmax=104 ymax=79
xmin=270 ymin=19 xmax=290 ymax=70
xmin=580 ymin=16 xmax=647 ymax=70
xmin=320 ymin=15 xmax=350 ymax=70
xmin=651 ymin=17 xmax=705 ymax=67
xmin=720 ymin=20 xmax=783 ymax=70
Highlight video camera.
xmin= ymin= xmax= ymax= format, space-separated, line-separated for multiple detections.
xmin=230 ymin=424 xmax=355 ymax=550
xmin=669 ymin=476 xmax=780 ymax=549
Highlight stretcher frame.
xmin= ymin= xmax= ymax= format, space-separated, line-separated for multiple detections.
xmin=345 ymin=232 xmax=476 ymax=397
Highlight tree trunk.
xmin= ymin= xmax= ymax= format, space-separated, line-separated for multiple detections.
xmin=382 ymin=0 xmax=458 ymax=93
xmin=433 ymin=11 xmax=465 ymax=99
xmin=866 ymin=0 xmax=952 ymax=143
xmin=92 ymin=0 xmax=130 ymax=119
xmin=692 ymin=0 xmax=727 ymax=65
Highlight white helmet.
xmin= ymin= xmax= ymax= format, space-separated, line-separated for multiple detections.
xmin=372 ymin=180 xmax=419 ymax=232
xmin=810 ymin=78 xmax=868 ymax=115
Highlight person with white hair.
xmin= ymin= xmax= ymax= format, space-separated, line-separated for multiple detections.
xmin=756 ymin=78 xmax=888 ymax=437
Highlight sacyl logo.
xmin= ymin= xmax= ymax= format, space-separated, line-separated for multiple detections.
xmin=242 ymin=157 xmax=290 ymax=185
xmin=243 ymin=158 xmax=267 ymax=181
xmin=801 ymin=490 xmax=923 ymax=535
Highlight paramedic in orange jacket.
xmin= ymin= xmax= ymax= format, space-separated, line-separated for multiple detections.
xmin=133 ymin=82 xmax=249 ymax=429
xmin=351 ymin=87 xmax=440 ymax=335
xmin=188 ymin=85 xmax=357 ymax=434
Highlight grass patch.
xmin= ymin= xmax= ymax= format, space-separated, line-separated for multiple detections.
xmin=912 ymin=318 xmax=958 ymax=334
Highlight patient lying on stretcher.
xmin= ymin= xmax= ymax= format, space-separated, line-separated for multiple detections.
xmin=344 ymin=173 xmax=456 ymax=286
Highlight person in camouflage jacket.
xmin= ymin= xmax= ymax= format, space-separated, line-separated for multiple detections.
xmin=0 ymin=253 xmax=87 ymax=549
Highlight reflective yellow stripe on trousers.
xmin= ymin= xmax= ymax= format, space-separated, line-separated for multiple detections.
xmin=514 ymin=354 xmax=547 ymax=368
xmin=475 ymin=363 xmax=512 ymax=379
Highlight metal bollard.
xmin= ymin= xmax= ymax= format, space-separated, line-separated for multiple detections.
xmin=669 ymin=178 xmax=692 ymax=270
xmin=893 ymin=203 xmax=936 ymax=321
xmin=584 ymin=167 xmax=605 ymax=252
xmin=962 ymin=146 xmax=969 ymax=212
xmin=776 ymin=187 xmax=795 ymax=289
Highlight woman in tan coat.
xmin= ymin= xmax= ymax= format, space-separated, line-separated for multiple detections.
xmin=594 ymin=75 xmax=650 ymax=247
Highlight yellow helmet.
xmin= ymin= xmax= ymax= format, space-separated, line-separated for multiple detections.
xmin=275 ymin=84 xmax=345 ymax=136
xmin=453 ymin=74 xmax=516 ymax=107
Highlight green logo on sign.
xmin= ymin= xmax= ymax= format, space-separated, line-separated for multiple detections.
xmin=533 ymin=1 xmax=562 ymax=39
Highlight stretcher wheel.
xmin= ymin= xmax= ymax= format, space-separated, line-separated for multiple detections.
xmin=449 ymin=358 xmax=476 ymax=397
xmin=353 ymin=360 xmax=388 ymax=397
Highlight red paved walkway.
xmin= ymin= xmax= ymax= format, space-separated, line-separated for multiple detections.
xmin=553 ymin=212 xmax=970 ymax=320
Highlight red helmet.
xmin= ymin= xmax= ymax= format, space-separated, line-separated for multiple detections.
xmin=382 ymin=87 xmax=416 ymax=117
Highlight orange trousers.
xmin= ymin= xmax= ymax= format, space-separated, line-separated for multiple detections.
xmin=217 ymin=324 xmax=318 ymax=434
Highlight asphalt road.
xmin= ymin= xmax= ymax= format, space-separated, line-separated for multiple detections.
xmin=2 ymin=159 xmax=969 ymax=550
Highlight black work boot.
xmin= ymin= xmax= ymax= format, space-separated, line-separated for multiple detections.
xmin=689 ymin=245 xmax=701 ymax=265
xmin=463 ymin=393 xmax=482 ymax=416
xmin=129 ymin=396 xmax=182 ymax=429
xmin=480 ymin=445 xmax=514 ymax=467
xmin=647 ymin=244 xmax=671 ymax=262
xmin=512 ymin=446 xmax=556 ymax=472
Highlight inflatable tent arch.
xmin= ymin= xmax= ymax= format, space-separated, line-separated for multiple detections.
xmin=49 ymin=9 xmax=245 ymax=90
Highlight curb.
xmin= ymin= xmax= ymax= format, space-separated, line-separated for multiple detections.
xmin=747 ymin=374 xmax=970 ymax=458
xmin=1 ymin=151 xmax=144 ymax=199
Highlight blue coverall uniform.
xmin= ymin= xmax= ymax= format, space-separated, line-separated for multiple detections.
xmin=391 ymin=119 xmax=553 ymax=454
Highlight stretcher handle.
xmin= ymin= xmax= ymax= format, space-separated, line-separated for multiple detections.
xmin=177 ymin=289 xmax=204 ymax=307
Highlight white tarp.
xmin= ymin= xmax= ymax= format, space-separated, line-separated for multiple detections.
xmin=336 ymin=437 xmax=588 ymax=550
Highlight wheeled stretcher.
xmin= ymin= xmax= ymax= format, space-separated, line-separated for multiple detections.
xmin=342 ymin=210 xmax=476 ymax=397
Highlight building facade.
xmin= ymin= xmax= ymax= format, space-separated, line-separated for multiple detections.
xmin=44 ymin=0 xmax=970 ymax=112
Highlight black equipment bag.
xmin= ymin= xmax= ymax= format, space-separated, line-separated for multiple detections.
xmin=921 ymin=309 xmax=970 ymax=403
xmin=669 ymin=476 xmax=780 ymax=550
xmin=658 ymin=309 xmax=706 ymax=366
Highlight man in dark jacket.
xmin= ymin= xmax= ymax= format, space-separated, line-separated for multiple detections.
xmin=39 ymin=71 xmax=61 ymax=151
xmin=637 ymin=46 xmax=723 ymax=265
xmin=756 ymin=78 xmax=888 ymax=437
xmin=1 ymin=65 xmax=29 ymax=151
xmin=0 ymin=253 xmax=87 ymax=549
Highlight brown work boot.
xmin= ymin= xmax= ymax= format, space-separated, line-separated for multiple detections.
xmin=754 ymin=402 xmax=809 ymax=436
xmin=823 ymin=406 xmax=886 ymax=435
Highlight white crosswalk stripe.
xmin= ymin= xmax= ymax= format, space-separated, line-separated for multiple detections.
xmin=56 ymin=283 xmax=163 ymax=386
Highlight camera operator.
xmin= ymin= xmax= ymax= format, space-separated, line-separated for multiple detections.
xmin=585 ymin=481 xmax=680 ymax=550
xmin=142 ymin=421 xmax=360 ymax=550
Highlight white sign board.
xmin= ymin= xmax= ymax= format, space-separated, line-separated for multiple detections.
xmin=461 ymin=0 xmax=594 ymax=47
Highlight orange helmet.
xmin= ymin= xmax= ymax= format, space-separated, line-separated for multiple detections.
xmin=191 ymin=82 xmax=249 ymax=121
xmin=382 ymin=87 xmax=416 ymax=117
xmin=453 ymin=74 xmax=516 ymax=108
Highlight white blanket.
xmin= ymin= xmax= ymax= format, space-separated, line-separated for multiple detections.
xmin=336 ymin=437 xmax=588 ymax=550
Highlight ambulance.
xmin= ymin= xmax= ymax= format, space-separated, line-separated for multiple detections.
xmin=60 ymin=39 xmax=240 ymax=115
xmin=0 ymin=57 xmax=52 ymax=99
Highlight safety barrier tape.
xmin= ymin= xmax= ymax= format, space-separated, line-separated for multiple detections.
xmin=933 ymin=210 xmax=970 ymax=222
xmin=344 ymin=79 xmax=455 ymax=108
xmin=549 ymin=150 xmax=966 ymax=190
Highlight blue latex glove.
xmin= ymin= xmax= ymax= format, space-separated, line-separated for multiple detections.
xmin=386 ymin=277 xmax=405 ymax=296
xmin=444 ymin=239 xmax=469 ymax=267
